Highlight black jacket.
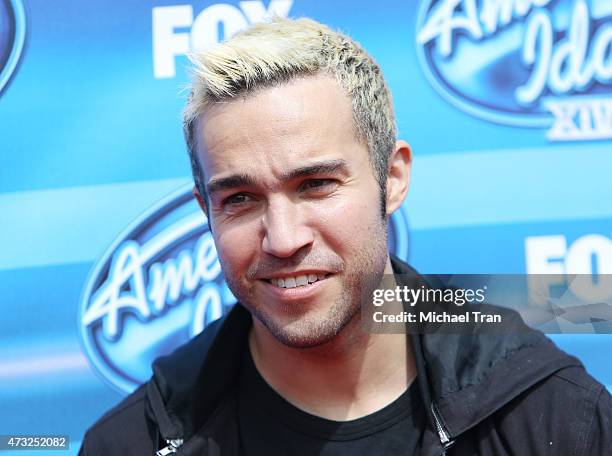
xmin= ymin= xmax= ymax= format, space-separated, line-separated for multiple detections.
xmin=80 ymin=257 xmax=612 ymax=455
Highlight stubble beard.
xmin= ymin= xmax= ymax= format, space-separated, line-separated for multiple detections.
xmin=221 ymin=218 xmax=390 ymax=349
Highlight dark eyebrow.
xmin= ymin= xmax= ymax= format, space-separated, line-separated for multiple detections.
xmin=206 ymin=159 xmax=349 ymax=197
xmin=206 ymin=173 xmax=259 ymax=197
xmin=281 ymin=159 xmax=349 ymax=181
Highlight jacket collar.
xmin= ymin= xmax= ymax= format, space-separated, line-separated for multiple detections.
xmin=390 ymin=257 xmax=583 ymax=440
xmin=147 ymin=255 xmax=583 ymax=445
xmin=147 ymin=301 xmax=251 ymax=441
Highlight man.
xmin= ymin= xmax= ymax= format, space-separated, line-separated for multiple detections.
xmin=80 ymin=17 xmax=612 ymax=455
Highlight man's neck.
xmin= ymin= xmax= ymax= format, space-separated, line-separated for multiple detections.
xmin=248 ymin=259 xmax=416 ymax=421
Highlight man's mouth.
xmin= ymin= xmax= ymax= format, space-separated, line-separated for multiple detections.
xmin=264 ymin=273 xmax=331 ymax=289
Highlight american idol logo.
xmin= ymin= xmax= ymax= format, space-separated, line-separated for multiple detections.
xmin=416 ymin=0 xmax=612 ymax=141
xmin=0 ymin=0 xmax=25 ymax=96
xmin=80 ymin=184 xmax=411 ymax=393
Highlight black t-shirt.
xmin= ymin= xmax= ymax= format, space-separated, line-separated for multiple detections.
xmin=237 ymin=349 xmax=426 ymax=455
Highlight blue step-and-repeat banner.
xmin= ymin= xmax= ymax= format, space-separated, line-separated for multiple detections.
xmin=1 ymin=0 xmax=611 ymax=453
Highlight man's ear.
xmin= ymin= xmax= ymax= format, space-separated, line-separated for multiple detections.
xmin=385 ymin=140 xmax=412 ymax=217
xmin=193 ymin=186 xmax=208 ymax=217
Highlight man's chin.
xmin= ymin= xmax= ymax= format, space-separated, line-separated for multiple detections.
xmin=255 ymin=308 xmax=360 ymax=349
xmin=268 ymin=328 xmax=338 ymax=349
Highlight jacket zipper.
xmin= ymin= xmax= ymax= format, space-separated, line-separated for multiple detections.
xmin=430 ymin=402 xmax=454 ymax=455
xmin=156 ymin=439 xmax=184 ymax=456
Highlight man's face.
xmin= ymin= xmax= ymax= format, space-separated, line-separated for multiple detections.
xmin=196 ymin=74 xmax=389 ymax=348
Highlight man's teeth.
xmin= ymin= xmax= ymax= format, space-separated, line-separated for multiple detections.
xmin=271 ymin=273 xmax=327 ymax=288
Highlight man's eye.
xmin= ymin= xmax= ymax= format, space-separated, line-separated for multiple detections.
xmin=300 ymin=179 xmax=336 ymax=191
xmin=223 ymin=193 xmax=252 ymax=206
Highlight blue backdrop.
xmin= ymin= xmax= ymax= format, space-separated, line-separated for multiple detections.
xmin=1 ymin=0 xmax=611 ymax=453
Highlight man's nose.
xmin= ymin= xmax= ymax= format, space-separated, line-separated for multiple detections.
xmin=261 ymin=197 xmax=314 ymax=258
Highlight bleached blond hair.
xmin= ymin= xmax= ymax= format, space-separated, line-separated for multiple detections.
xmin=184 ymin=17 xmax=397 ymax=213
